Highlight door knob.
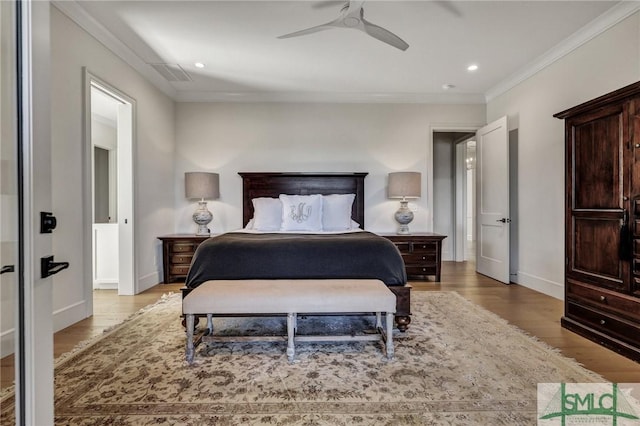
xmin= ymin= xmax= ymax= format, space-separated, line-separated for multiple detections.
xmin=0 ymin=265 xmax=15 ymax=275
xmin=41 ymin=256 xmax=69 ymax=278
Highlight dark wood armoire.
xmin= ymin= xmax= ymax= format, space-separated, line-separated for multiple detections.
xmin=555 ymin=81 xmax=640 ymax=361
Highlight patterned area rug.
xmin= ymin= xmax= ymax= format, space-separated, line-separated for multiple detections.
xmin=1 ymin=291 xmax=605 ymax=425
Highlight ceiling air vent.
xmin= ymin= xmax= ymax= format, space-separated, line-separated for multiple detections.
xmin=149 ymin=63 xmax=192 ymax=82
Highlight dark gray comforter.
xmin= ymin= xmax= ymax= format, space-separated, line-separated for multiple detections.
xmin=185 ymin=231 xmax=407 ymax=288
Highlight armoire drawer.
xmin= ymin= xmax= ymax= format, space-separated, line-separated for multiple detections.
xmin=566 ymin=302 xmax=640 ymax=347
xmin=567 ymin=280 xmax=640 ymax=322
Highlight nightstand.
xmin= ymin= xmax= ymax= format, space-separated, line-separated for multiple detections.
xmin=158 ymin=234 xmax=212 ymax=283
xmin=380 ymin=233 xmax=446 ymax=281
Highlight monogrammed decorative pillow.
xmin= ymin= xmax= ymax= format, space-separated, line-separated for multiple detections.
xmin=279 ymin=194 xmax=323 ymax=232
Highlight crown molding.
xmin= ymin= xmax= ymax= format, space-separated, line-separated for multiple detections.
xmin=173 ymin=90 xmax=487 ymax=104
xmin=485 ymin=1 xmax=640 ymax=103
xmin=52 ymin=0 xmax=177 ymax=99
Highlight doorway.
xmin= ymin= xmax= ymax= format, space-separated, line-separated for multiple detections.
xmin=84 ymin=71 xmax=136 ymax=298
xmin=433 ymin=131 xmax=476 ymax=262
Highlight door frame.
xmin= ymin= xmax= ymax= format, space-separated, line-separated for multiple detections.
xmin=429 ymin=124 xmax=483 ymax=260
xmin=82 ymin=69 xmax=137 ymax=306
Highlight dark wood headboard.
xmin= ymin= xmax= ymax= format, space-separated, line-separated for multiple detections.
xmin=238 ymin=172 xmax=368 ymax=228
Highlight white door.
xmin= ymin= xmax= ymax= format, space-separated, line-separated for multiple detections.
xmin=476 ymin=116 xmax=510 ymax=283
xmin=3 ymin=0 xmax=55 ymax=423
xmin=116 ymin=102 xmax=135 ymax=295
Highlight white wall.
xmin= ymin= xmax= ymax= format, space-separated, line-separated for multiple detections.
xmin=487 ymin=12 xmax=640 ymax=299
xmin=50 ymin=6 xmax=176 ymax=332
xmin=175 ymin=102 xmax=485 ymax=234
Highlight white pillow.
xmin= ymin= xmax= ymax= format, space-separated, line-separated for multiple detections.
xmin=280 ymin=194 xmax=323 ymax=231
xmin=322 ymin=194 xmax=356 ymax=231
xmin=252 ymin=197 xmax=282 ymax=231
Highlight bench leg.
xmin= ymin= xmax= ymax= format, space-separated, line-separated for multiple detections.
xmin=386 ymin=312 xmax=394 ymax=360
xmin=206 ymin=314 xmax=213 ymax=335
xmin=287 ymin=313 xmax=296 ymax=362
xmin=375 ymin=312 xmax=382 ymax=329
xmin=186 ymin=314 xmax=195 ymax=364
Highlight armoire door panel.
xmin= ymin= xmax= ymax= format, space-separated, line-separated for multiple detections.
xmin=572 ymin=113 xmax=623 ymax=210
xmin=570 ymin=217 xmax=624 ymax=289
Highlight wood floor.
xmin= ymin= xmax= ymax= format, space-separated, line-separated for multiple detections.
xmin=1 ymin=260 xmax=639 ymax=391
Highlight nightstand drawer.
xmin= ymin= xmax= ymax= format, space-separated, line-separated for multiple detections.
xmin=392 ymin=242 xmax=411 ymax=253
xmin=170 ymin=264 xmax=191 ymax=276
xmin=170 ymin=242 xmax=198 ymax=253
xmin=411 ymin=242 xmax=437 ymax=252
xmin=171 ymin=254 xmax=193 ymax=265
xmin=406 ymin=265 xmax=437 ymax=276
xmin=402 ymin=253 xmax=437 ymax=263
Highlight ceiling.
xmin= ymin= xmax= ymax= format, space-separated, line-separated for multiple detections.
xmin=57 ymin=0 xmax=636 ymax=104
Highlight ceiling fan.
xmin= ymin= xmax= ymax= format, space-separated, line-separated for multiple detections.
xmin=277 ymin=1 xmax=409 ymax=51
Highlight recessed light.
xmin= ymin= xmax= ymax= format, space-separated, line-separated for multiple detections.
xmin=442 ymin=83 xmax=456 ymax=90
xmin=467 ymin=64 xmax=478 ymax=72
xmin=194 ymin=62 xmax=205 ymax=68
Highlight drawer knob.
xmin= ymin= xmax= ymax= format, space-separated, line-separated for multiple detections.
xmin=422 ymin=268 xmax=426 ymax=271
xmin=600 ymin=295 xmax=607 ymax=302
xmin=422 ymin=256 xmax=426 ymax=260
xmin=600 ymin=319 xmax=606 ymax=325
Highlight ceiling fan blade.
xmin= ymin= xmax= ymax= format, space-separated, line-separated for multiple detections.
xmin=433 ymin=1 xmax=463 ymax=17
xmin=361 ymin=19 xmax=409 ymax=51
xmin=277 ymin=22 xmax=335 ymax=39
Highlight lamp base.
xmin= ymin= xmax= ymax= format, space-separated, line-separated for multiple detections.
xmin=394 ymin=200 xmax=414 ymax=235
xmin=396 ymin=225 xmax=411 ymax=235
xmin=193 ymin=201 xmax=213 ymax=236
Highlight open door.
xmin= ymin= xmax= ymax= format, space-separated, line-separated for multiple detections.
xmin=1 ymin=1 xmax=55 ymax=423
xmin=476 ymin=116 xmax=510 ymax=283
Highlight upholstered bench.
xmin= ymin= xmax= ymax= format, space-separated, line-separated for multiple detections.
xmin=182 ymin=279 xmax=396 ymax=363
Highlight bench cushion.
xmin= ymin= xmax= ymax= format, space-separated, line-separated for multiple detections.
xmin=183 ymin=279 xmax=396 ymax=315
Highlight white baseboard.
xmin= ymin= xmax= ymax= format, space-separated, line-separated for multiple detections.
xmin=138 ymin=271 xmax=160 ymax=293
xmin=1 ymin=327 xmax=15 ymax=358
xmin=53 ymin=299 xmax=89 ymax=333
xmin=514 ymin=271 xmax=564 ymax=300
xmin=93 ymin=281 xmax=118 ymax=290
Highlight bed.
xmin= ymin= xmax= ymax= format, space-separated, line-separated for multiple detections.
xmin=183 ymin=172 xmax=412 ymax=331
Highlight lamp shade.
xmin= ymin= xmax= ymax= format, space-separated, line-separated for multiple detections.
xmin=185 ymin=172 xmax=219 ymax=200
xmin=388 ymin=172 xmax=421 ymax=199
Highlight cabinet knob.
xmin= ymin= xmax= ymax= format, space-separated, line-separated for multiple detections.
xmin=600 ymin=319 xmax=606 ymax=325
xmin=600 ymin=295 xmax=606 ymax=302
xmin=422 ymin=256 xmax=426 ymax=260
xmin=636 ymin=143 xmax=640 ymax=148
